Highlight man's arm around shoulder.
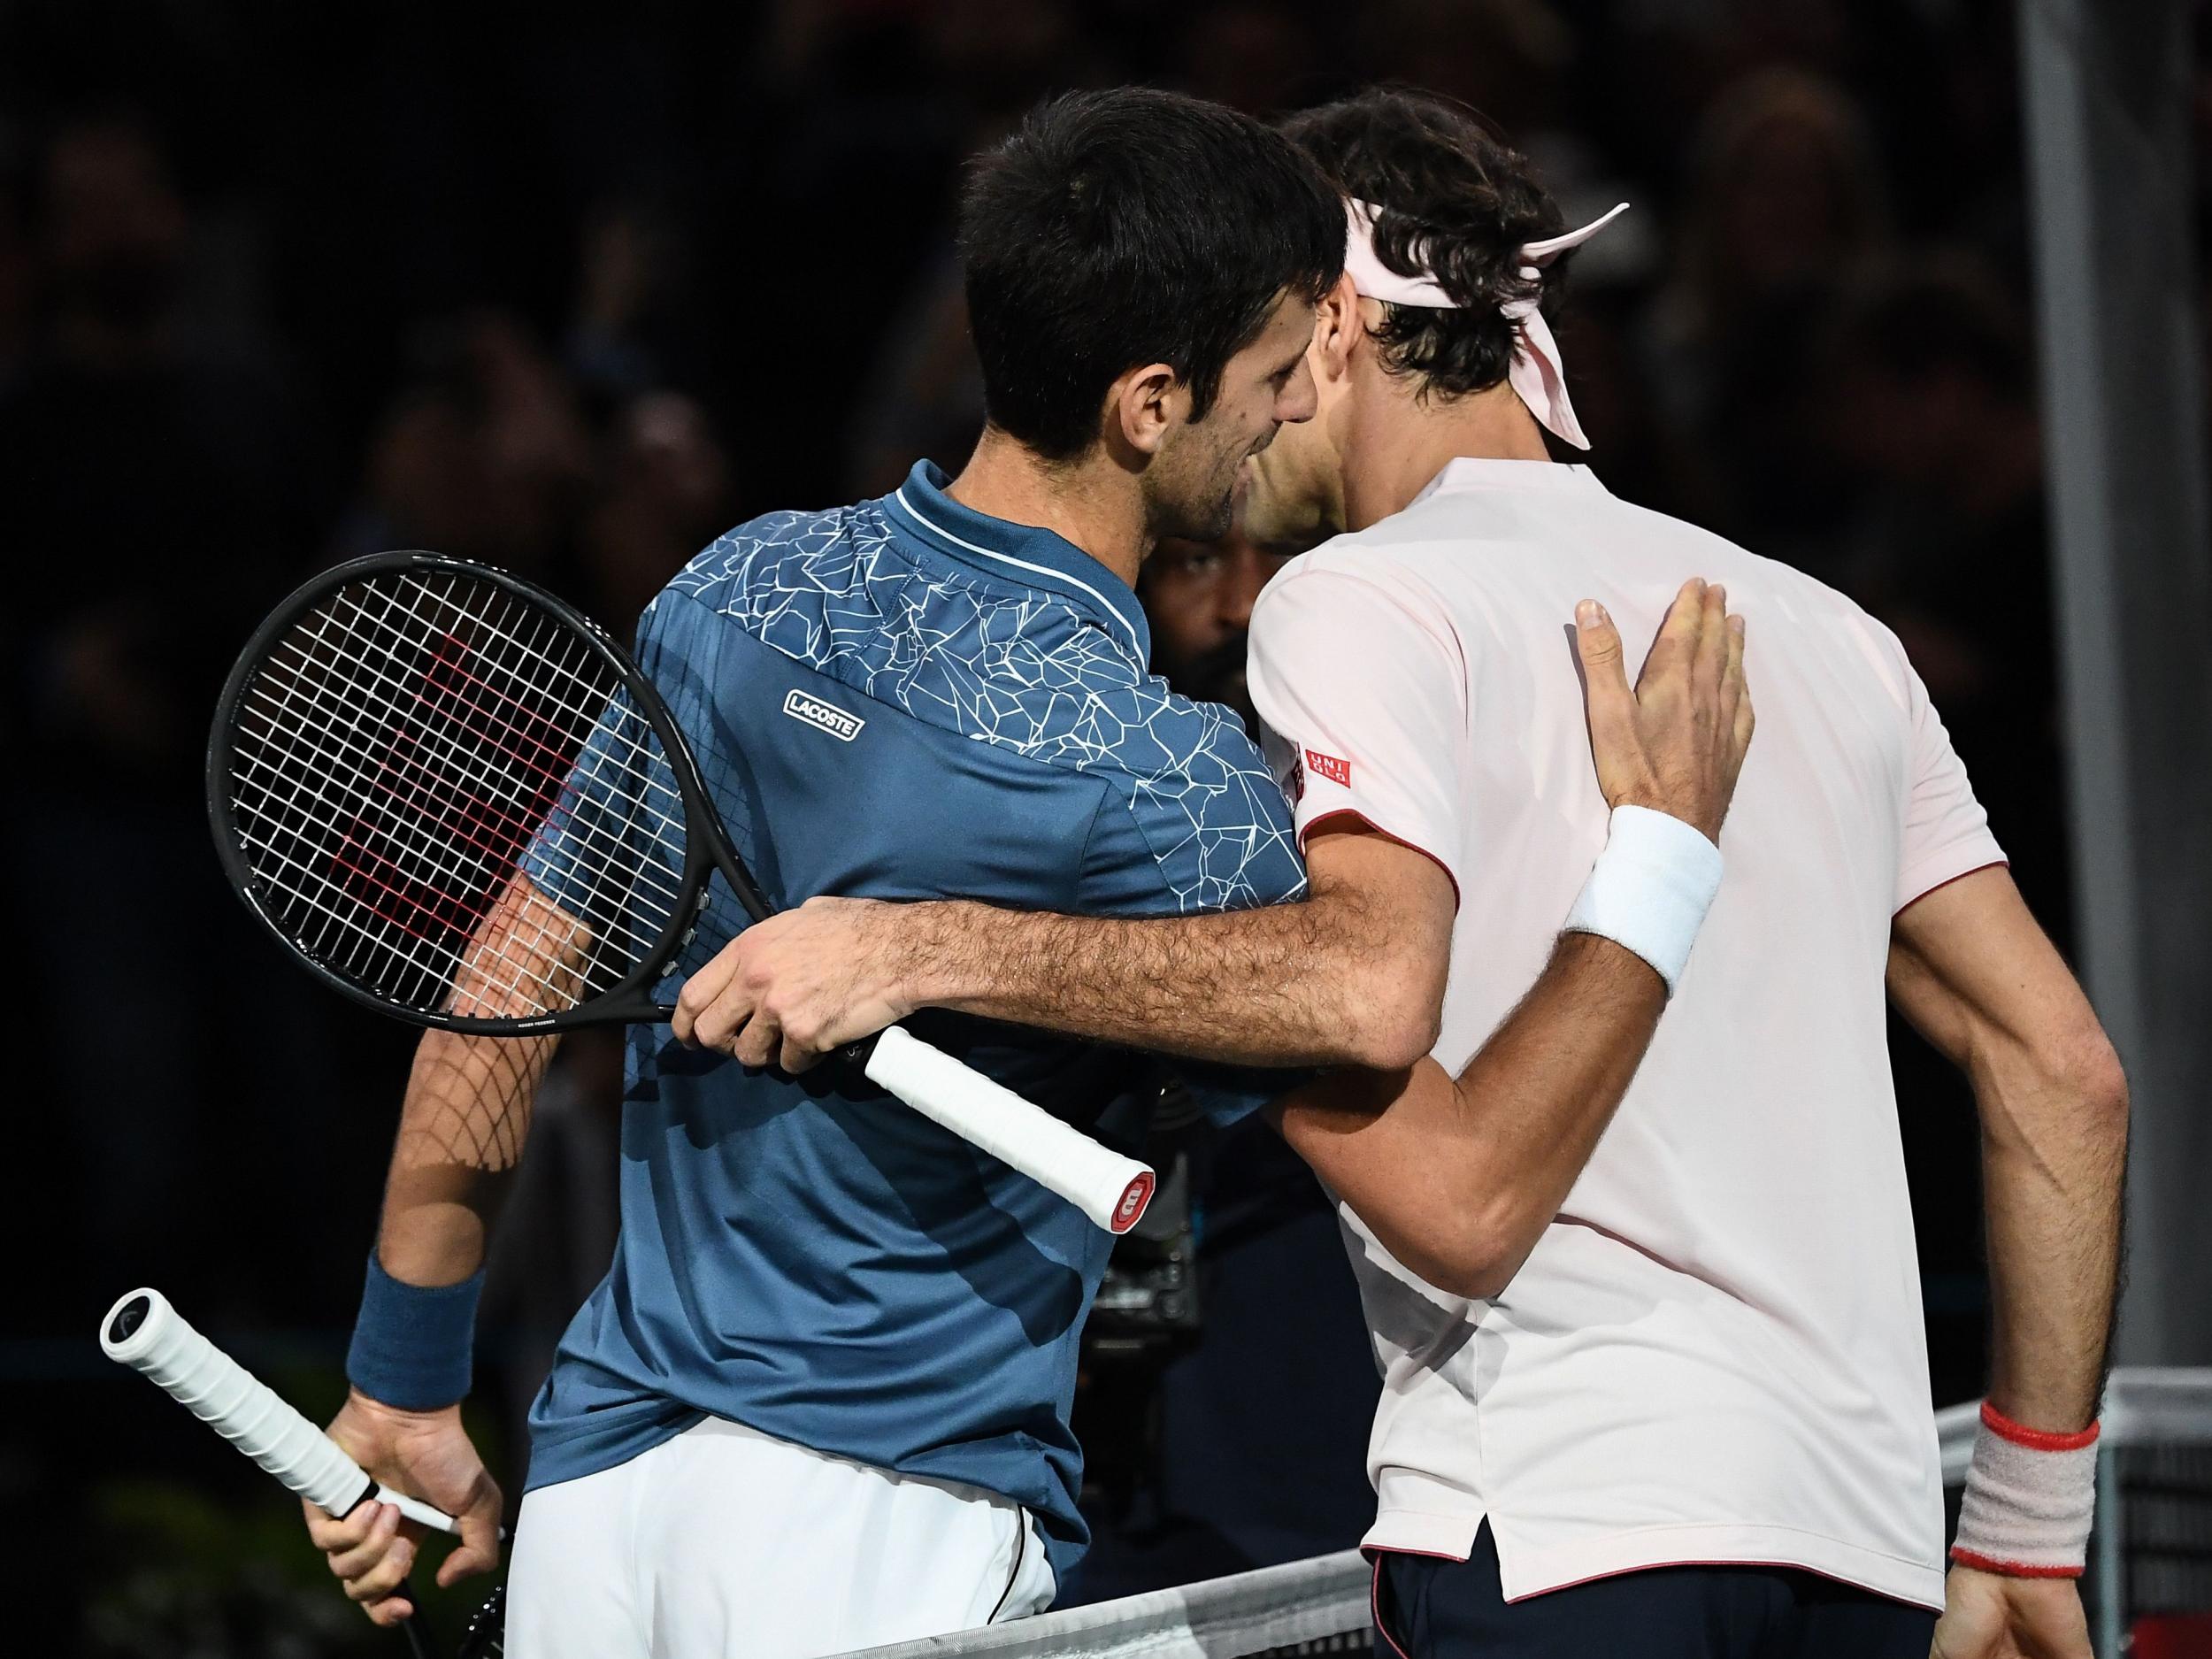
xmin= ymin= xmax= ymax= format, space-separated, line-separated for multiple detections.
xmin=677 ymin=818 xmax=1450 ymax=1072
xmin=678 ymin=586 xmax=1755 ymax=1306
xmin=677 ymin=584 xmax=1747 ymax=1081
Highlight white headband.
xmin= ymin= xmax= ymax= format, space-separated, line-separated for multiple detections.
xmin=1343 ymin=197 xmax=1630 ymax=450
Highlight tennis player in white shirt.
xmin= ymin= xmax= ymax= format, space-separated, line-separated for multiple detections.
xmin=677 ymin=88 xmax=2126 ymax=1659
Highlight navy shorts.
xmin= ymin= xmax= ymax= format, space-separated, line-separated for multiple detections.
xmin=1372 ymin=1524 xmax=1937 ymax=1659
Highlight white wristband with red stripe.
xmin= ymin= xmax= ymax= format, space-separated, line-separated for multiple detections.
xmin=1951 ymin=1402 xmax=2101 ymax=1578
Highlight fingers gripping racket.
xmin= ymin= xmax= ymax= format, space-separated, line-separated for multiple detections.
xmin=101 ymin=1288 xmax=508 ymax=1658
xmin=207 ymin=552 xmax=1154 ymax=1233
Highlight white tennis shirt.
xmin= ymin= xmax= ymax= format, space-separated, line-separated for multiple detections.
xmin=1245 ymin=457 xmax=2004 ymax=1610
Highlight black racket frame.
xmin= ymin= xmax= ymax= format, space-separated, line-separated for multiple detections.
xmin=208 ymin=550 xmax=778 ymax=1036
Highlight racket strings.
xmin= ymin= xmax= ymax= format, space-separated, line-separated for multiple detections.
xmin=235 ymin=645 xmax=675 ymax=956
xmin=314 ymin=595 xmax=676 ymax=1012
xmin=235 ymin=599 xmax=604 ymax=1008
xmin=247 ymin=588 xmax=684 ymax=955
xmin=355 ymin=580 xmax=691 ymax=999
xmin=225 ymin=568 xmax=688 ymax=1018
xmin=338 ymin=575 xmax=685 ymax=998
xmin=251 ymin=582 xmax=667 ymax=1010
xmin=236 ymin=641 xmax=596 ymax=1013
xmin=323 ymin=581 xmax=689 ymax=902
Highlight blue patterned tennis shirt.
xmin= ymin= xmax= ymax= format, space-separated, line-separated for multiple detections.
xmin=522 ymin=461 xmax=1307 ymax=1584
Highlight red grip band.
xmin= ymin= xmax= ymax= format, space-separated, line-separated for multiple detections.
xmin=1107 ymin=1171 xmax=1155 ymax=1235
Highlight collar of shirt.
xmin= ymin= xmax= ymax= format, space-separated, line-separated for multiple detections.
xmin=1410 ymin=457 xmax=1614 ymax=507
xmin=887 ymin=459 xmax=1152 ymax=665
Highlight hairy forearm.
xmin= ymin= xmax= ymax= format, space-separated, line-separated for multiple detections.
xmin=904 ymin=885 xmax=1428 ymax=1069
xmin=1887 ymin=874 xmax=2130 ymax=1434
xmin=376 ymin=1028 xmax=558 ymax=1286
xmin=1274 ymin=933 xmax=1664 ymax=1297
xmin=1974 ymin=1037 xmax=2129 ymax=1430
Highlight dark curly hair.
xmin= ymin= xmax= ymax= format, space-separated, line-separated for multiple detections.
xmin=960 ymin=88 xmax=1345 ymax=461
xmin=1280 ymin=88 xmax=1567 ymax=402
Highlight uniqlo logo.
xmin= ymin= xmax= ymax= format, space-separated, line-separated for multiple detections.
xmin=1305 ymin=748 xmax=1351 ymax=788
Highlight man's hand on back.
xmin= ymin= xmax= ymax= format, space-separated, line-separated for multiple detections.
xmin=1575 ymin=577 xmax=1752 ymax=844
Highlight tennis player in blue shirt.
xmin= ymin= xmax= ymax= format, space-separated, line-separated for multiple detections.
xmin=308 ymin=88 xmax=1342 ymax=1656
xmin=308 ymin=87 xmax=1750 ymax=1659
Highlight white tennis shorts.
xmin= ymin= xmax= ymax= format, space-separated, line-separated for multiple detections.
xmin=504 ymin=1414 xmax=1056 ymax=1658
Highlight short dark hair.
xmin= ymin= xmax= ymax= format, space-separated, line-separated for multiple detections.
xmin=959 ymin=88 xmax=1344 ymax=461
xmin=1281 ymin=88 xmax=1565 ymax=401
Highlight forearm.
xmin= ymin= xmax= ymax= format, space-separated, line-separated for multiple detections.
xmin=378 ymin=873 xmax=580 ymax=1284
xmin=1942 ymin=1019 xmax=2124 ymax=1594
xmin=1974 ymin=1039 xmax=2129 ymax=1430
xmin=375 ymin=1028 xmax=558 ymax=1286
xmin=1450 ymin=932 xmax=1667 ymax=1258
xmin=1274 ymin=933 xmax=1664 ymax=1296
xmin=906 ymin=886 xmax=1427 ymax=1070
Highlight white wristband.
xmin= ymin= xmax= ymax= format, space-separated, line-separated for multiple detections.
xmin=1563 ymin=804 xmax=1723 ymax=995
xmin=1951 ymin=1402 xmax=2099 ymax=1578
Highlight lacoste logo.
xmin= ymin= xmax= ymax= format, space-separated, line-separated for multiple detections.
xmin=783 ymin=689 xmax=866 ymax=741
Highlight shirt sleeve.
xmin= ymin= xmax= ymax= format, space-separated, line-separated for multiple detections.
xmin=1894 ymin=649 xmax=2007 ymax=912
xmin=1245 ymin=563 xmax=1469 ymax=905
xmin=1074 ymin=677 xmax=1307 ymax=918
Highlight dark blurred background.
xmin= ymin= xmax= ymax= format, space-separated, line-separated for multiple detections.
xmin=3 ymin=0 xmax=2207 ymax=1650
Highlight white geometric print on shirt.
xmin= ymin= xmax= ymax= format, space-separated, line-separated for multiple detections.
xmin=663 ymin=500 xmax=1304 ymax=914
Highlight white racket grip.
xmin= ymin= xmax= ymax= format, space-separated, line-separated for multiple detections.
xmin=100 ymin=1287 xmax=464 ymax=1537
xmin=864 ymin=1025 xmax=1156 ymax=1234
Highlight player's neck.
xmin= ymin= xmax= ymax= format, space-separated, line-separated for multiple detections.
xmin=1342 ymin=381 xmax=1554 ymax=531
xmin=947 ymin=428 xmax=1148 ymax=590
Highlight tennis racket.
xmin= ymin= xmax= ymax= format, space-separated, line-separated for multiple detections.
xmin=101 ymin=1287 xmax=507 ymax=1658
xmin=206 ymin=551 xmax=1154 ymax=1234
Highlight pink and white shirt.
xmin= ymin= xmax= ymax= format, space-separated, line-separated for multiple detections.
xmin=1246 ymin=457 xmax=2004 ymax=1611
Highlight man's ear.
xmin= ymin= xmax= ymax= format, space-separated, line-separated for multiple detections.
xmin=1314 ymin=273 xmax=1363 ymax=383
xmin=1106 ymin=362 xmax=1183 ymax=457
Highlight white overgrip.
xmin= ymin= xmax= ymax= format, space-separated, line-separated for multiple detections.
xmin=864 ymin=1025 xmax=1156 ymax=1233
xmin=100 ymin=1287 xmax=464 ymax=1536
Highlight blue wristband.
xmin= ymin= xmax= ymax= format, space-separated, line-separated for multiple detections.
xmin=345 ymin=1250 xmax=483 ymax=1410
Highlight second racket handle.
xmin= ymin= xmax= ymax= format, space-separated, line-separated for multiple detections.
xmin=99 ymin=1287 xmax=464 ymax=1536
xmin=864 ymin=1025 xmax=1156 ymax=1233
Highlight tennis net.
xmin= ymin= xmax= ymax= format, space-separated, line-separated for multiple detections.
xmin=841 ymin=1548 xmax=1371 ymax=1659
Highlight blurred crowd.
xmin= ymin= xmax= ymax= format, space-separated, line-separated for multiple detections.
xmin=4 ymin=0 xmax=2207 ymax=1647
